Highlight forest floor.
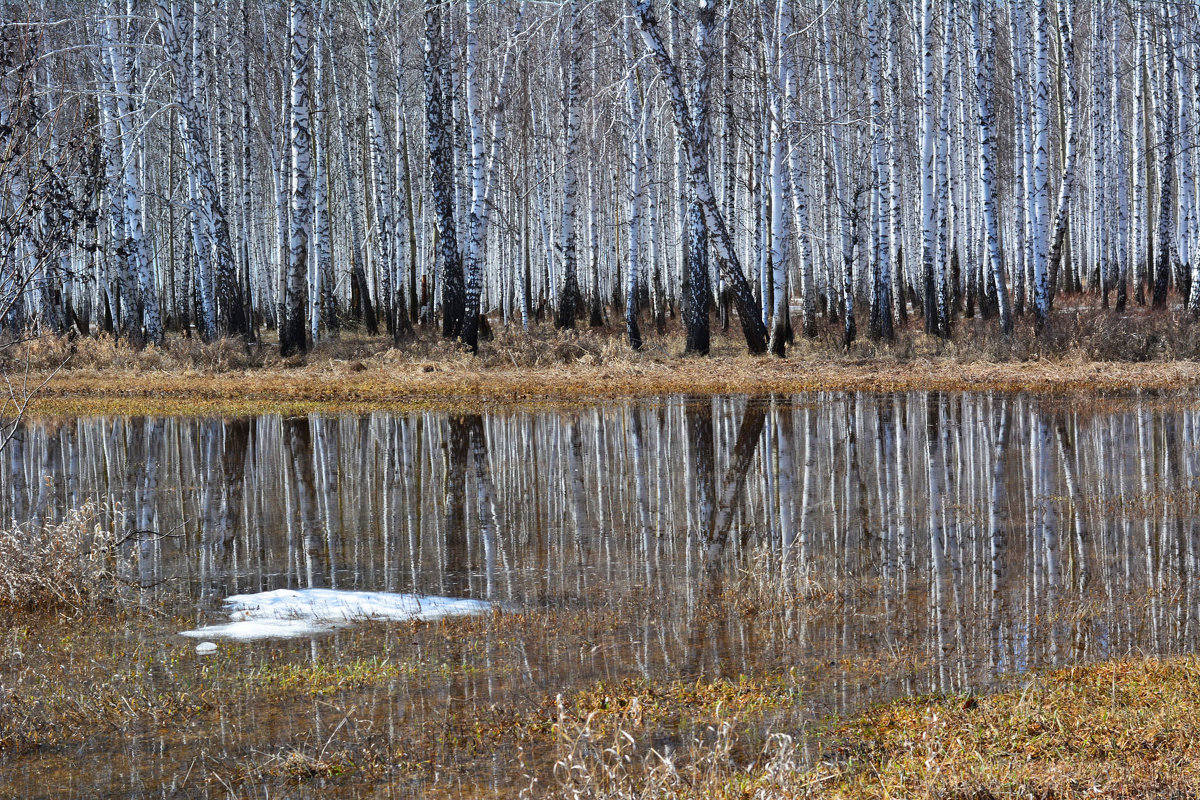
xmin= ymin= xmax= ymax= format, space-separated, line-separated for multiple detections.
xmin=9 ymin=303 xmax=1200 ymax=415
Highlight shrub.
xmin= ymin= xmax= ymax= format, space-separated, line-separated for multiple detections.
xmin=0 ymin=502 xmax=125 ymax=612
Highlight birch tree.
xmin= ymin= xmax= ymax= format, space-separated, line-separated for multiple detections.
xmin=623 ymin=13 xmax=645 ymax=350
xmin=460 ymin=1 xmax=522 ymax=352
xmin=682 ymin=0 xmax=716 ymax=355
xmin=1112 ymin=6 xmax=1130 ymax=313
xmin=364 ymin=0 xmax=396 ymax=337
xmin=1154 ymin=10 xmax=1178 ymax=310
xmin=867 ymin=0 xmax=893 ymax=341
xmin=324 ymin=21 xmax=376 ymax=332
xmin=1031 ymin=0 xmax=1052 ymax=328
xmin=311 ymin=0 xmax=334 ymax=340
xmin=154 ymin=0 xmax=248 ymax=340
xmin=767 ymin=0 xmax=794 ymax=355
xmin=631 ymin=0 xmax=767 ymax=355
xmin=424 ymin=0 xmax=464 ymax=338
xmin=101 ymin=0 xmax=163 ymax=345
xmin=1045 ymin=0 xmax=1076 ymax=306
xmin=554 ymin=2 xmax=583 ymax=330
xmin=281 ymin=0 xmax=312 ymax=356
xmin=14 ymin=0 xmax=1200 ymax=354
xmin=971 ymin=0 xmax=1012 ymax=334
xmin=919 ymin=0 xmax=939 ymax=336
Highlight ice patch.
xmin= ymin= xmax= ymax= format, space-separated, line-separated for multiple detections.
xmin=179 ymin=588 xmax=493 ymax=641
xmin=194 ymin=641 xmax=218 ymax=655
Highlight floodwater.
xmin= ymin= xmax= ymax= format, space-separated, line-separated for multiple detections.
xmin=1 ymin=392 xmax=1197 ymax=798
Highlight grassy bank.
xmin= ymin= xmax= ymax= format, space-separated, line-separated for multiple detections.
xmin=551 ymin=657 xmax=1200 ymax=799
xmin=9 ymin=308 xmax=1200 ymax=416
xmin=789 ymin=657 xmax=1200 ymax=799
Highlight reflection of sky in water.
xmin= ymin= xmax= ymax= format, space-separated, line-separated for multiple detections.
xmin=3 ymin=392 xmax=1198 ymax=797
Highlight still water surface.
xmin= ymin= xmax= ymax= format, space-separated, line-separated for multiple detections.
xmin=1 ymin=392 xmax=1196 ymax=797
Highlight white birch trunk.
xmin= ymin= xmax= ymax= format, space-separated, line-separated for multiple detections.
xmin=364 ymin=0 xmax=394 ymax=336
xmin=783 ymin=22 xmax=816 ymax=339
xmin=867 ymin=0 xmax=893 ymax=340
xmin=767 ymin=0 xmax=791 ymax=355
xmin=971 ymin=0 xmax=1012 ymax=334
xmin=1032 ymin=0 xmax=1052 ymax=327
xmin=96 ymin=19 xmax=138 ymax=338
xmin=554 ymin=2 xmax=582 ymax=330
xmin=461 ymin=1 xmax=521 ymax=351
xmin=102 ymin=1 xmax=163 ymax=345
xmin=325 ymin=32 xmax=375 ymax=332
xmin=1113 ymin=7 xmax=1130 ymax=312
xmin=424 ymin=0 xmax=464 ymax=337
xmin=934 ymin=2 xmax=954 ymax=336
xmin=282 ymin=0 xmax=311 ymax=356
xmin=919 ymin=0 xmax=938 ymax=335
xmin=631 ymin=0 xmax=767 ymax=354
xmin=623 ymin=12 xmax=645 ymax=349
xmin=823 ymin=13 xmax=857 ymax=346
xmin=155 ymin=0 xmax=245 ymax=338
xmin=1046 ymin=0 xmax=1077 ymax=302
xmin=311 ymin=2 xmax=331 ymax=342
xmin=1154 ymin=11 xmax=1178 ymax=309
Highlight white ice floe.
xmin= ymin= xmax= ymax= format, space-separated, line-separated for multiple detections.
xmin=194 ymin=641 xmax=218 ymax=655
xmin=179 ymin=588 xmax=493 ymax=642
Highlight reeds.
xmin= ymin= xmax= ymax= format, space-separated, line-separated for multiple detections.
xmin=546 ymin=706 xmax=747 ymax=800
xmin=0 ymin=501 xmax=124 ymax=612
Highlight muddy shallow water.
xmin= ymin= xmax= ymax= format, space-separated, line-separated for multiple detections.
xmin=1 ymin=391 xmax=1196 ymax=798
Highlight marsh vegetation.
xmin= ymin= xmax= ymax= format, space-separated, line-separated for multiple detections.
xmin=3 ymin=392 xmax=1200 ymax=797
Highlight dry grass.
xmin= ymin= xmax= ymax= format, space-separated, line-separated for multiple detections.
xmin=794 ymin=657 xmax=1200 ymax=798
xmin=6 ymin=578 xmax=1200 ymax=799
xmin=546 ymin=715 xmax=752 ymax=800
xmin=9 ymin=309 xmax=1200 ymax=416
xmin=248 ymin=746 xmax=369 ymax=783
xmin=0 ymin=610 xmax=208 ymax=753
xmin=543 ymin=656 xmax=1200 ymax=799
xmin=0 ymin=502 xmax=127 ymax=613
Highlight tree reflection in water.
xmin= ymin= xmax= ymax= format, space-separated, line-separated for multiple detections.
xmin=4 ymin=393 xmax=1200 ymax=796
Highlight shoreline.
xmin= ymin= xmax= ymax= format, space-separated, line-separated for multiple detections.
xmin=18 ymin=357 xmax=1200 ymax=416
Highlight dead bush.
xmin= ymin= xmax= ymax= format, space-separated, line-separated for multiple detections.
xmin=0 ymin=502 xmax=127 ymax=612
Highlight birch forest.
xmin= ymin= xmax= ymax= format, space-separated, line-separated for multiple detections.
xmin=3 ymin=0 xmax=1200 ymax=357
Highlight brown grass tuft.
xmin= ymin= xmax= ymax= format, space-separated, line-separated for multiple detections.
xmin=0 ymin=502 xmax=126 ymax=613
xmin=544 ymin=656 xmax=1200 ymax=798
xmin=795 ymin=656 xmax=1200 ymax=798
